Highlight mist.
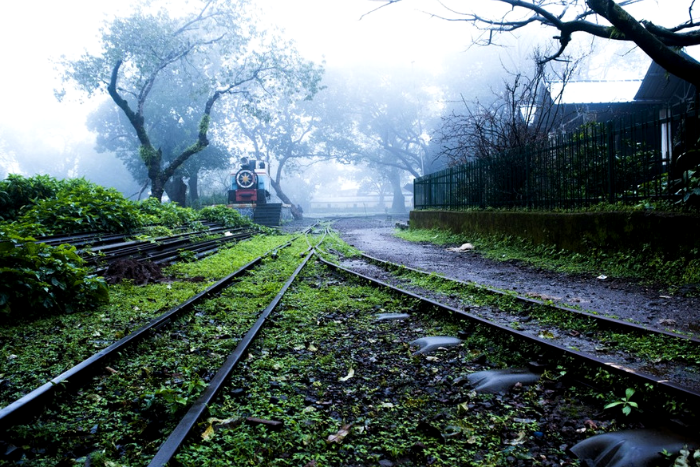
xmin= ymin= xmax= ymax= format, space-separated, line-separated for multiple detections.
xmin=0 ymin=0 xmax=665 ymax=212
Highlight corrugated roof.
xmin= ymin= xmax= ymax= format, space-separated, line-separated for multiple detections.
xmin=634 ymin=50 xmax=697 ymax=103
xmin=549 ymin=80 xmax=643 ymax=104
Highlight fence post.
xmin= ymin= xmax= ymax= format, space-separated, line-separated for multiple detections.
xmin=607 ymin=120 xmax=615 ymax=204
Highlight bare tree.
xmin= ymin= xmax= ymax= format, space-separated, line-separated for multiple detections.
xmin=376 ymin=0 xmax=700 ymax=88
xmin=435 ymin=54 xmax=578 ymax=164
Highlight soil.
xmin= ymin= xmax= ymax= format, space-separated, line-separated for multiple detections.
xmin=283 ymin=214 xmax=700 ymax=340
xmin=104 ymin=258 xmax=165 ymax=285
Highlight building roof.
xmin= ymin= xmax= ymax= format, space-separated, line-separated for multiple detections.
xmin=549 ymin=80 xmax=643 ymax=104
xmin=634 ymin=53 xmax=697 ymax=103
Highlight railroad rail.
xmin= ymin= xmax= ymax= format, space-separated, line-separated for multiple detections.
xmin=2 ymin=228 xmax=698 ymax=465
xmin=0 ymin=238 xmax=292 ymax=431
xmin=322 ymin=255 xmax=700 ymax=399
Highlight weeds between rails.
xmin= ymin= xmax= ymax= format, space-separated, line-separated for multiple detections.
xmin=171 ymin=257 xmax=626 ymax=466
xmin=3 ymin=230 xmax=695 ymax=465
xmin=326 ymin=252 xmax=700 ymax=427
xmin=0 ymin=235 xmax=306 ymax=465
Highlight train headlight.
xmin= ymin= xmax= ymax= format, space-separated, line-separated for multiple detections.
xmin=236 ymin=169 xmax=256 ymax=189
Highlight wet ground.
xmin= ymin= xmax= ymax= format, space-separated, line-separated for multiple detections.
xmin=284 ymin=214 xmax=700 ymax=339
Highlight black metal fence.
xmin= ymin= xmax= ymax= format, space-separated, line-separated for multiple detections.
xmin=414 ymin=107 xmax=699 ymax=210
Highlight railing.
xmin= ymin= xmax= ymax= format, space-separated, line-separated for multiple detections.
xmin=415 ymin=107 xmax=699 ymax=210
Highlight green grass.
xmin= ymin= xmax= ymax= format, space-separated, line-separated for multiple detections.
xmin=395 ymin=228 xmax=700 ymax=289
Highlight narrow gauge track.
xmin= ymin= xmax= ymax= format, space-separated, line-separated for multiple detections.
xmin=85 ymin=227 xmax=254 ymax=268
xmin=33 ymin=224 xmax=255 ymax=273
xmin=33 ymin=222 xmax=223 ymax=249
xmin=356 ymin=253 xmax=700 ymax=345
xmin=90 ymin=228 xmax=256 ymax=275
xmin=0 ymin=237 xmax=296 ymax=437
xmin=326 ymin=253 xmax=700 ymax=400
xmin=150 ymin=247 xmax=697 ymax=466
xmin=4 ymin=229 xmax=697 ymax=464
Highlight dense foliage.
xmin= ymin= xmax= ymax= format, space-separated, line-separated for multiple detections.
xmin=199 ymin=205 xmax=253 ymax=229
xmin=18 ymin=178 xmax=143 ymax=235
xmin=0 ymin=224 xmax=108 ymax=320
xmin=0 ymin=174 xmax=64 ymax=222
xmin=137 ymin=198 xmax=202 ymax=230
xmin=0 ymin=174 xmax=266 ymax=323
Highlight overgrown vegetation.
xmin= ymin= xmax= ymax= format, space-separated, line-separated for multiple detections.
xmin=0 ymin=223 xmax=109 ymax=320
xmin=0 ymin=175 xmax=270 ymax=322
xmin=395 ymin=227 xmax=700 ymax=289
xmin=0 ymin=224 xmax=696 ymax=465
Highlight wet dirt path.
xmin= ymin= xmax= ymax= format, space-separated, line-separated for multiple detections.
xmin=322 ymin=215 xmax=700 ymax=339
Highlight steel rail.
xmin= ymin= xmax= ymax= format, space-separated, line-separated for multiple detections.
xmin=90 ymin=231 xmax=254 ymax=274
xmin=318 ymin=257 xmax=700 ymax=402
xmin=0 ymin=240 xmax=292 ymax=431
xmin=360 ymin=253 xmax=700 ymax=345
xmin=148 ymin=251 xmax=315 ymax=466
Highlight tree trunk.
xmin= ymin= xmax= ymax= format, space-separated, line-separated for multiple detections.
xmin=164 ymin=176 xmax=188 ymax=206
xmin=270 ymin=178 xmax=303 ymax=220
xmin=151 ymin=174 xmax=166 ymax=202
xmin=389 ymin=171 xmax=406 ymax=214
xmin=188 ymin=174 xmax=199 ymax=206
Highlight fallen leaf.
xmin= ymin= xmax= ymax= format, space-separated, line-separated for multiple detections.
xmin=201 ymin=424 xmax=215 ymax=441
xmin=504 ymin=431 xmax=527 ymax=445
xmin=338 ymin=368 xmax=354 ymax=382
xmin=457 ymin=402 xmax=469 ymax=414
xmin=307 ymin=344 xmax=318 ymax=352
xmin=327 ymin=423 xmax=353 ymax=443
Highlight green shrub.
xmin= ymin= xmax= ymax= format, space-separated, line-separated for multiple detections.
xmin=18 ymin=178 xmax=143 ymax=234
xmin=0 ymin=174 xmax=64 ymax=221
xmin=0 ymin=224 xmax=109 ymax=320
xmin=137 ymin=198 xmax=203 ymax=229
xmin=199 ymin=205 xmax=253 ymax=228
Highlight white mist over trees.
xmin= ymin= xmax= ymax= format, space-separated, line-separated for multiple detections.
xmin=3 ymin=0 xmax=697 ymax=214
xmin=58 ymin=0 xmax=323 ymax=204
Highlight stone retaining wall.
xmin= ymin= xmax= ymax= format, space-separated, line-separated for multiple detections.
xmin=409 ymin=210 xmax=700 ymax=257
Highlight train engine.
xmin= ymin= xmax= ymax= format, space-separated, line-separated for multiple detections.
xmin=228 ymin=157 xmax=271 ymax=205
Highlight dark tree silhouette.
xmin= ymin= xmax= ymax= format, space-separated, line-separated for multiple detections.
xmin=376 ymin=0 xmax=700 ymax=87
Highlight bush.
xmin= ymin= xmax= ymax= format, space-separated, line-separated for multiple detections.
xmin=0 ymin=224 xmax=109 ymax=320
xmin=199 ymin=205 xmax=254 ymax=229
xmin=18 ymin=178 xmax=143 ymax=234
xmin=0 ymin=174 xmax=64 ymax=221
xmin=137 ymin=198 xmax=203 ymax=230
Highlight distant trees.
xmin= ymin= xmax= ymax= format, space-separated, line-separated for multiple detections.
xmin=319 ymin=68 xmax=441 ymax=212
xmin=60 ymin=0 xmax=322 ymax=204
xmin=377 ymin=0 xmax=700 ymax=87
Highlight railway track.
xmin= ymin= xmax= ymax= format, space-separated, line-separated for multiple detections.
xmin=1 ymin=227 xmax=698 ymax=465
xmin=335 ymin=252 xmax=700 ymax=396
xmin=35 ymin=224 xmax=260 ymax=275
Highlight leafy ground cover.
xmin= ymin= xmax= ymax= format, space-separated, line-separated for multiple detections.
xmin=172 ymin=258 xmax=640 ymax=466
xmin=379 ymin=263 xmax=700 ymax=366
xmin=395 ymin=228 xmax=700 ymax=290
xmin=0 ymin=234 xmax=292 ymax=407
xmin=352 ymin=257 xmax=698 ymax=420
xmin=0 ymin=227 xmax=695 ymax=466
xmin=0 ymin=175 xmax=271 ymax=321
